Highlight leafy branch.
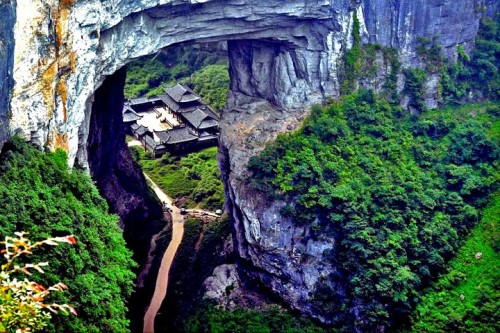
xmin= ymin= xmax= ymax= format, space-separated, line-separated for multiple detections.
xmin=0 ymin=232 xmax=77 ymax=332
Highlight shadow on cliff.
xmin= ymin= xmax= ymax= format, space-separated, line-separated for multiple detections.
xmin=86 ymin=67 xmax=166 ymax=330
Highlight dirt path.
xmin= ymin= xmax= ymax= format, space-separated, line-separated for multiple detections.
xmin=143 ymin=174 xmax=184 ymax=333
xmin=127 ymin=142 xmax=223 ymax=332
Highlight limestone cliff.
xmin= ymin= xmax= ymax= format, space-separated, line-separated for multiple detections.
xmin=0 ymin=0 xmax=496 ymax=328
xmin=0 ymin=0 xmax=15 ymax=148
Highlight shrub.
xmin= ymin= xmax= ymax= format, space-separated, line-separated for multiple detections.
xmin=0 ymin=232 xmax=77 ymax=332
xmin=404 ymin=68 xmax=427 ymax=112
xmin=248 ymin=95 xmax=499 ymax=331
xmin=0 ymin=138 xmax=136 ymax=332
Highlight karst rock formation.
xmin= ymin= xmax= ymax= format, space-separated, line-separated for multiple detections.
xmin=0 ymin=0 xmax=497 ymax=325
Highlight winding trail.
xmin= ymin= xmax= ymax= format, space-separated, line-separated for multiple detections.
xmin=129 ymin=141 xmax=222 ymax=332
xmin=143 ymin=174 xmax=184 ymax=333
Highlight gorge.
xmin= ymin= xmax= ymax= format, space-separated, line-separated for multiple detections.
xmin=0 ymin=0 xmax=499 ymax=332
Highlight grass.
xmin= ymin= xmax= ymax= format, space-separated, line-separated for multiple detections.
xmin=408 ymin=191 xmax=500 ymax=332
xmin=130 ymin=146 xmax=224 ymax=211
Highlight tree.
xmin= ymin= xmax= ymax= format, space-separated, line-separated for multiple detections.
xmin=0 ymin=232 xmax=77 ymax=332
xmin=0 ymin=138 xmax=136 ymax=333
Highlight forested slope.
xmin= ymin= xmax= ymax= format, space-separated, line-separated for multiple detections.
xmin=409 ymin=191 xmax=499 ymax=332
xmin=249 ymin=96 xmax=499 ymax=331
xmin=0 ymin=138 xmax=136 ymax=332
xmin=124 ymin=45 xmax=229 ymax=113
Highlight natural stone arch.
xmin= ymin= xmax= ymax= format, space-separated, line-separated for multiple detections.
xmin=9 ymin=0 xmax=489 ymax=166
xmin=9 ymin=0 xmax=342 ymax=168
xmin=6 ymin=0 xmax=495 ymax=326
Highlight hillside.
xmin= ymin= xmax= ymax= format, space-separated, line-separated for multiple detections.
xmin=0 ymin=138 xmax=136 ymax=332
xmin=248 ymin=96 xmax=500 ymax=331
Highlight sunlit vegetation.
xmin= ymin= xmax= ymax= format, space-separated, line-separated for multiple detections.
xmin=0 ymin=232 xmax=77 ymax=332
xmin=0 ymin=138 xmax=136 ymax=333
xmin=248 ymin=94 xmax=499 ymax=331
xmin=130 ymin=146 xmax=224 ymax=211
xmin=185 ymin=304 xmax=327 ymax=333
xmin=124 ymin=58 xmax=170 ymax=98
xmin=408 ymin=191 xmax=499 ymax=332
xmin=244 ymin=16 xmax=500 ymax=330
xmin=125 ymin=45 xmax=229 ymax=113
xmin=181 ymin=63 xmax=230 ymax=113
xmin=440 ymin=16 xmax=499 ymax=105
xmin=340 ymin=12 xmax=362 ymax=95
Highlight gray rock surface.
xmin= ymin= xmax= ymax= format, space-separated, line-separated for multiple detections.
xmin=0 ymin=0 xmax=15 ymax=148
xmin=203 ymin=264 xmax=241 ymax=304
xmin=7 ymin=0 xmax=491 ymax=163
xmin=361 ymin=0 xmax=489 ymax=62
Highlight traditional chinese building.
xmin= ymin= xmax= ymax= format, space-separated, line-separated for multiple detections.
xmin=123 ymin=83 xmax=220 ymax=156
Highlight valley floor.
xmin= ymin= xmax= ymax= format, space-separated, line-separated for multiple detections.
xmin=140 ymin=170 xmax=221 ymax=332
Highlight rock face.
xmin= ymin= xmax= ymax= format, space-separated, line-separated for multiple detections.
xmin=361 ymin=0 xmax=495 ymax=62
xmin=0 ymin=0 xmax=15 ymax=148
xmin=203 ymin=264 xmax=241 ymax=305
xmin=86 ymin=68 xmax=163 ymax=266
xmin=1 ymin=0 xmax=496 ymax=327
xmin=5 ymin=0 xmax=492 ymax=161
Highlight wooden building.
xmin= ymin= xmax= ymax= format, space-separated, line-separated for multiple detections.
xmin=123 ymin=83 xmax=220 ymax=156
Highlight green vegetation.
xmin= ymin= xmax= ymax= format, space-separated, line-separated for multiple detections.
xmin=125 ymin=45 xmax=229 ymax=113
xmin=340 ymin=12 xmax=363 ymax=95
xmin=415 ymin=36 xmax=443 ymax=72
xmin=124 ymin=57 xmax=170 ymax=98
xmin=0 ymin=232 xmax=77 ymax=332
xmin=339 ymin=14 xmax=401 ymax=102
xmin=403 ymin=68 xmax=427 ymax=112
xmin=182 ymin=63 xmax=230 ymax=113
xmin=248 ymin=94 xmax=499 ymax=331
xmin=408 ymin=191 xmax=499 ymax=332
xmin=440 ymin=15 xmax=499 ymax=105
xmin=130 ymin=146 xmax=224 ymax=211
xmin=0 ymin=138 xmax=136 ymax=333
xmin=185 ymin=304 xmax=327 ymax=333
xmin=173 ymin=216 xmax=231 ymax=284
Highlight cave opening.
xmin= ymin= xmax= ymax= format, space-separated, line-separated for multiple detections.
xmin=87 ymin=31 xmax=315 ymax=332
xmin=88 ymin=41 xmax=237 ymax=332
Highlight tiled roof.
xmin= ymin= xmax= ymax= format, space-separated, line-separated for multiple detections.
xmin=198 ymin=133 xmax=218 ymax=141
xmin=123 ymin=111 xmax=142 ymax=122
xmin=123 ymin=104 xmax=133 ymax=113
xmin=177 ymin=105 xmax=200 ymax=113
xmin=134 ymin=125 xmax=148 ymax=137
xmin=143 ymin=135 xmax=158 ymax=149
xmin=130 ymin=122 xmax=140 ymax=130
xmin=158 ymin=94 xmax=180 ymax=112
xmin=201 ymin=105 xmax=220 ymax=120
xmin=182 ymin=107 xmax=219 ymax=129
xmin=128 ymin=96 xmax=161 ymax=106
xmin=198 ymin=118 xmax=219 ymax=130
xmin=154 ymin=127 xmax=198 ymax=145
xmin=182 ymin=109 xmax=208 ymax=129
xmin=164 ymin=83 xmax=200 ymax=103
xmin=179 ymin=93 xmax=201 ymax=103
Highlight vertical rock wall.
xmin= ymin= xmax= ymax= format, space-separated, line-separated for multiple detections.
xmin=87 ymin=68 xmax=163 ymax=266
xmin=360 ymin=0 xmax=491 ymax=62
xmin=0 ymin=0 xmax=15 ymax=148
